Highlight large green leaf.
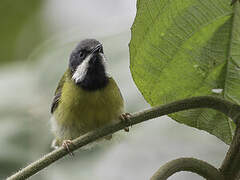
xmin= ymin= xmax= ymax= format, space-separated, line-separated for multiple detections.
xmin=130 ymin=0 xmax=240 ymax=144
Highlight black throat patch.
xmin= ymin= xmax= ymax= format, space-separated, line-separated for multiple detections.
xmin=76 ymin=58 xmax=109 ymax=91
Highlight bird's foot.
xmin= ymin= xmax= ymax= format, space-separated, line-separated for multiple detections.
xmin=231 ymin=0 xmax=239 ymax=5
xmin=119 ymin=113 xmax=132 ymax=132
xmin=62 ymin=140 xmax=75 ymax=156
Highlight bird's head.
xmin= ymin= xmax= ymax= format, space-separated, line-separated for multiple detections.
xmin=69 ymin=39 xmax=108 ymax=90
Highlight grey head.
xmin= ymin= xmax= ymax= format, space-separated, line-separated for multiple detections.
xmin=69 ymin=39 xmax=108 ymax=91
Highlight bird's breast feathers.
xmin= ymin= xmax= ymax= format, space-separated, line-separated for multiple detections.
xmin=52 ymin=76 xmax=124 ymax=138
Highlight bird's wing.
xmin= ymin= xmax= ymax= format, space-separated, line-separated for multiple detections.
xmin=50 ymin=70 xmax=69 ymax=114
xmin=109 ymin=76 xmax=124 ymax=101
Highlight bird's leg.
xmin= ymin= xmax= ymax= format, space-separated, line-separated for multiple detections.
xmin=231 ymin=0 xmax=239 ymax=5
xmin=119 ymin=113 xmax=132 ymax=132
xmin=62 ymin=140 xmax=75 ymax=156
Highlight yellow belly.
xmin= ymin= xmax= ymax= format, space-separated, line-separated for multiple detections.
xmin=52 ymin=77 xmax=124 ymax=145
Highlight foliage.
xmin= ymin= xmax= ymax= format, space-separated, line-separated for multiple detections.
xmin=130 ymin=0 xmax=240 ymax=144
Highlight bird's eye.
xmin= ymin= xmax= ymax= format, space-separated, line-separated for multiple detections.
xmin=78 ymin=51 xmax=85 ymax=59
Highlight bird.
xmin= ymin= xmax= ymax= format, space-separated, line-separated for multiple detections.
xmin=50 ymin=39 xmax=130 ymax=154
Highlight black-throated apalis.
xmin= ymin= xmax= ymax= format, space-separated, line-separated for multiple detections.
xmin=50 ymin=39 xmax=130 ymax=153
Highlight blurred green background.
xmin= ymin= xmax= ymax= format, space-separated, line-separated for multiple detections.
xmin=0 ymin=1 xmax=228 ymax=179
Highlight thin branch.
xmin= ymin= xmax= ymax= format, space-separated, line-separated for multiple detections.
xmin=150 ymin=157 xmax=225 ymax=180
xmin=7 ymin=96 xmax=240 ymax=180
xmin=220 ymin=121 xmax=240 ymax=180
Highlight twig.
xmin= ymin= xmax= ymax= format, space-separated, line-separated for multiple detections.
xmin=220 ymin=121 xmax=240 ymax=180
xmin=7 ymin=96 xmax=240 ymax=180
xmin=150 ymin=157 xmax=225 ymax=180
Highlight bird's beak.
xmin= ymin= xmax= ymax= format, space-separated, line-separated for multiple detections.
xmin=91 ymin=44 xmax=103 ymax=54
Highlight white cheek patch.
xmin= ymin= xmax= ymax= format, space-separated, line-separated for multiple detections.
xmin=99 ymin=53 xmax=107 ymax=69
xmin=72 ymin=54 xmax=92 ymax=83
xmin=99 ymin=53 xmax=109 ymax=77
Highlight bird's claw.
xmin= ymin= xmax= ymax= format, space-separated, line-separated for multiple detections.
xmin=62 ymin=140 xmax=75 ymax=156
xmin=119 ymin=113 xmax=132 ymax=132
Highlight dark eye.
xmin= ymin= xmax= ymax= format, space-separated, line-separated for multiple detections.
xmin=78 ymin=51 xmax=85 ymax=59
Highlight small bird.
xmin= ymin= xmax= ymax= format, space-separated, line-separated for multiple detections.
xmin=50 ymin=39 xmax=130 ymax=153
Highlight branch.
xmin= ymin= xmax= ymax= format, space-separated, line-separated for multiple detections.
xmin=150 ymin=157 xmax=225 ymax=180
xmin=7 ymin=96 xmax=240 ymax=180
xmin=220 ymin=121 xmax=240 ymax=179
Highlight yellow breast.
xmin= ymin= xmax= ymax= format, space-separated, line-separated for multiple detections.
xmin=53 ymin=76 xmax=124 ymax=140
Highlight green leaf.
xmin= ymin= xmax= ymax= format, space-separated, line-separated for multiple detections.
xmin=130 ymin=0 xmax=240 ymax=144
